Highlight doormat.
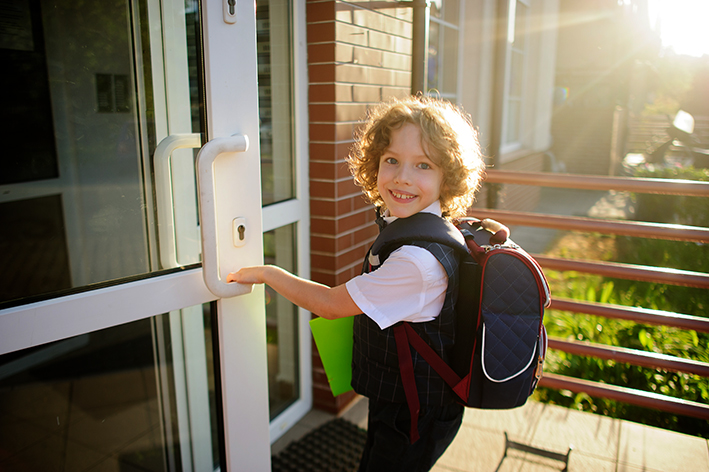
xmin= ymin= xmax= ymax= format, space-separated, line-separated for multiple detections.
xmin=271 ymin=418 xmax=367 ymax=472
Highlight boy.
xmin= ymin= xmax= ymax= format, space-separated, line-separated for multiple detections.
xmin=228 ymin=96 xmax=485 ymax=471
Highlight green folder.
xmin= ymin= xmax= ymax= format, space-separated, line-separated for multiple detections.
xmin=309 ymin=316 xmax=354 ymax=396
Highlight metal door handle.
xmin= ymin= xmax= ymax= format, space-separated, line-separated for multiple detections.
xmin=154 ymin=133 xmax=202 ymax=268
xmin=196 ymin=135 xmax=253 ymax=298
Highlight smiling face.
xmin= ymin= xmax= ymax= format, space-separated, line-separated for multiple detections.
xmin=376 ymin=122 xmax=444 ymax=219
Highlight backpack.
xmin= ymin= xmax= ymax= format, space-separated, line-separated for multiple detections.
xmin=368 ymin=212 xmax=550 ymax=443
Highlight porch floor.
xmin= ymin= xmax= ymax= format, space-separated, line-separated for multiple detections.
xmin=271 ymin=397 xmax=709 ymax=472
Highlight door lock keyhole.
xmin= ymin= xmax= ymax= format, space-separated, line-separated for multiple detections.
xmin=232 ymin=218 xmax=247 ymax=247
xmin=223 ymin=0 xmax=237 ymax=24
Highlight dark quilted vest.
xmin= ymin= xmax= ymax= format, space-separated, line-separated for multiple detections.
xmin=351 ymin=240 xmax=460 ymax=406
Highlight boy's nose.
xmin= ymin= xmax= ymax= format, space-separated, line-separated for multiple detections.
xmin=394 ymin=165 xmax=412 ymax=184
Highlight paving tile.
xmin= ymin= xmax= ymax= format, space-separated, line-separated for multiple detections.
xmin=63 ymin=436 xmax=110 ymax=471
xmin=66 ymin=402 xmax=158 ymax=455
xmin=529 ymin=403 xmax=621 ymax=462
xmin=299 ymin=408 xmax=336 ymax=430
xmin=82 ymin=455 xmax=123 ymax=472
xmin=565 ymin=452 xmax=617 ymax=472
xmin=617 ymin=421 xmax=709 ymax=472
xmin=0 ymin=431 xmax=65 ymax=471
xmin=437 ymin=432 xmax=615 ymax=472
xmin=461 ymin=400 xmax=545 ymax=440
xmin=71 ymin=369 xmax=151 ymax=411
xmin=430 ymin=464 xmax=462 ymax=471
xmin=435 ymin=423 xmax=507 ymax=472
xmin=340 ymin=395 xmax=369 ymax=430
xmin=0 ymin=416 xmax=53 ymax=462
xmin=0 ymin=379 xmax=72 ymax=429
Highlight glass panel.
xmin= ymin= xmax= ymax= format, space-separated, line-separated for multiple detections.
xmin=0 ymin=303 xmax=223 ymax=471
xmin=428 ymin=2 xmax=459 ymax=99
xmin=503 ymin=0 xmax=527 ymax=146
xmin=513 ymin=1 xmax=527 ymax=46
xmin=428 ymin=20 xmax=441 ymax=92
xmin=505 ymin=99 xmax=521 ymax=144
xmin=443 ymin=0 xmax=460 ymax=25
xmin=510 ymin=50 xmax=524 ymax=97
xmin=185 ymin=0 xmax=203 ymax=135
xmin=442 ymin=27 xmax=459 ymax=96
xmin=257 ymin=0 xmax=295 ymax=206
xmin=264 ymin=224 xmax=300 ymax=419
xmin=0 ymin=0 xmax=203 ymax=307
xmin=1 ymin=0 xmax=58 ymax=185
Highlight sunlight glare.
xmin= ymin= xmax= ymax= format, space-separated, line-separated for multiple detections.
xmin=648 ymin=0 xmax=709 ymax=57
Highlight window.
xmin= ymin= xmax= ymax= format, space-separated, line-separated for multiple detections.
xmin=427 ymin=0 xmax=461 ymax=101
xmin=502 ymin=0 xmax=530 ymax=152
xmin=257 ymin=0 xmax=295 ymax=205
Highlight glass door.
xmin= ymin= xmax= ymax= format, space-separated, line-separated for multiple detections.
xmin=0 ymin=0 xmax=271 ymax=470
xmin=255 ymin=0 xmax=312 ymax=442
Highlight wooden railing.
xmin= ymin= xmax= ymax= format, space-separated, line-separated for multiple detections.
xmin=482 ymin=169 xmax=709 ymax=421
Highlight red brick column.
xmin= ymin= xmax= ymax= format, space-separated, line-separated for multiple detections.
xmin=306 ymin=0 xmax=413 ymax=413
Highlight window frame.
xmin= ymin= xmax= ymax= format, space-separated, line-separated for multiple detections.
xmin=426 ymin=0 xmax=464 ymax=103
xmin=500 ymin=0 xmax=531 ymax=157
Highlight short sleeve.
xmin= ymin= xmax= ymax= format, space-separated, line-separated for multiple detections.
xmin=345 ymin=246 xmax=448 ymax=329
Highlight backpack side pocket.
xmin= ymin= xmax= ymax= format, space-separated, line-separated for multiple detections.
xmin=475 ymin=251 xmax=544 ymax=409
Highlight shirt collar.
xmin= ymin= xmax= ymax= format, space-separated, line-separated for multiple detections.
xmin=381 ymin=201 xmax=442 ymax=225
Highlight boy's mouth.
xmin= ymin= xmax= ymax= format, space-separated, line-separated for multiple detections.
xmin=390 ymin=190 xmax=416 ymax=201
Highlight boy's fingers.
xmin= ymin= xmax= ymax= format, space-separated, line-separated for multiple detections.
xmin=226 ymin=269 xmax=258 ymax=284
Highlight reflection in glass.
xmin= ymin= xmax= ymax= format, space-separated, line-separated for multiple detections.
xmin=427 ymin=0 xmax=460 ymax=100
xmin=264 ymin=224 xmax=300 ymax=419
xmin=0 ymin=304 xmax=222 ymax=471
xmin=0 ymin=0 xmax=203 ymax=306
xmin=257 ymin=0 xmax=295 ymax=206
xmin=428 ymin=20 xmax=441 ymax=92
xmin=504 ymin=0 xmax=528 ymax=146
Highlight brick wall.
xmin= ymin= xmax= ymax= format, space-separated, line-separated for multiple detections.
xmin=306 ymin=0 xmax=413 ymax=413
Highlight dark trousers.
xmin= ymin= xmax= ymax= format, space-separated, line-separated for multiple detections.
xmin=358 ymin=399 xmax=464 ymax=472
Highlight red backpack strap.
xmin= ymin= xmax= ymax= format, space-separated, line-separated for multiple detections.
xmin=393 ymin=324 xmax=421 ymax=443
xmin=402 ymin=323 xmax=464 ymax=393
xmin=394 ymin=322 xmax=470 ymax=444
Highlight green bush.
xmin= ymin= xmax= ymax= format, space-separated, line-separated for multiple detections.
xmin=624 ymin=164 xmax=709 ymax=315
xmin=632 ymin=166 xmax=709 ymax=227
xmin=612 ymin=237 xmax=709 ymax=315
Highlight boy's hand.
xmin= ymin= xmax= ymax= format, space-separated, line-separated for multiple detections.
xmin=226 ymin=265 xmax=360 ymax=319
xmin=226 ymin=266 xmax=265 ymax=284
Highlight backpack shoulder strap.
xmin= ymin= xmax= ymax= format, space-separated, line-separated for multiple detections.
xmin=369 ymin=213 xmax=468 ymax=267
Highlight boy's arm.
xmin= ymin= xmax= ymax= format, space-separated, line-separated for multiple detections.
xmin=227 ymin=266 xmax=361 ymax=320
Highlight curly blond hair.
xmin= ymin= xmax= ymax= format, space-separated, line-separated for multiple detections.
xmin=347 ymin=96 xmax=485 ymax=220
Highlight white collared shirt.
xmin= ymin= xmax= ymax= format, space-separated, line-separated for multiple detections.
xmin=345 ymin=202 xmax=448 ymax=330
